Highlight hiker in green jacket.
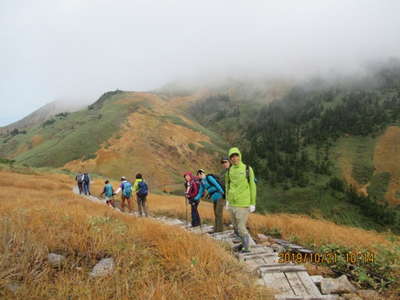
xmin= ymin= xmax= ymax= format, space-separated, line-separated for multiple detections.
xmin=225 ymin=147 xmax=257 ymax=253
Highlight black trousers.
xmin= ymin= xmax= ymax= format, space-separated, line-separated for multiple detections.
xmin=77 ymin=182 xmax=83 ymax=194
xmin=190 ymin=200 xmax=201 ymax=227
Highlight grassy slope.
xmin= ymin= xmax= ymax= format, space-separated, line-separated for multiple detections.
xmin=62 ymin=92 xmax=227 ymax=187
xmin=0 ymin=91 xmax=228 ymax=187
xmin=373 ymin=126 xmax=400 ymax=205
xmin=256 ymin=182 xmax=384 ymax=231
xmin=0 ymin=91 xmax=129 ymax=167
xmin=334 ymin=135 xmax=377 ymax=193
xmin=0 ymin=169 xmax=271 ymax=300
xmin=332 ymin=125 xmax=400 ymax=206
xmin=2 ymin=167 xmax=399 ymax=296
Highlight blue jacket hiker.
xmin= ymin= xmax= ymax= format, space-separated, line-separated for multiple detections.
xmin=194 ymin=169 xmax=226 ymax=233
xmin=194 ymin=171 xmax=225 ymax=203
xmin=115 ymin=176 xmax=133 ymax=213
xmin=100 ymin=180 xmax=115 ymax=207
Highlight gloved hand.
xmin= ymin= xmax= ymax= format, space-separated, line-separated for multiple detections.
xmin=249 ymin=205 xmax=256 ymax=213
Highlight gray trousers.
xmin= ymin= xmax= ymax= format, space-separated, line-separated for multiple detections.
xmin=137 ymin=194 xmax=148 ymax=217
xmin=228 ymin=206 xmax=250 ymax=250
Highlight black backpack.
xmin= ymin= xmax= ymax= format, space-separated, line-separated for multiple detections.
xmin=83 ymin=174 xmax=90 ymax=183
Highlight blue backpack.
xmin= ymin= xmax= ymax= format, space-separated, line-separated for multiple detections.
xmin=137 ymin=181 xmax=148 ymax=196
xmin=122 ymin=181 xmax=132 ymax=197
xmin=104 ymin=184 xmax=113 ymax=197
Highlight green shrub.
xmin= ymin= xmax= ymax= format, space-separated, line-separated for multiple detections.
xmin=313 ymin=243 xmax=400 ymax=291
xmin=0 ymin=157 xmax=15 ymax=164
xmin=368 ymin=172 xmax=391 ymax=201
xmin=42 ymin=118 xmax=56 ymax=127
xmin=328 ymin=177 xmax=345 ymax=192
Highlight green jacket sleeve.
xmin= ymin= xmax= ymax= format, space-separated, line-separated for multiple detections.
xmin=133 ymin=180 xmax=139 ymax=192
xmin=249 ymin=167 xmax=256 ymax=205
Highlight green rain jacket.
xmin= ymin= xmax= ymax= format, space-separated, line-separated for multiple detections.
xmin=133 ymin=178 xmax=143 ymax=193
xmin=225 ymin=147 xmax=256 ymax=207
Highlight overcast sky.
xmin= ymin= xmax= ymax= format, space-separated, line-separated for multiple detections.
xmin=1 ymin=0 xmax=400 ymax=126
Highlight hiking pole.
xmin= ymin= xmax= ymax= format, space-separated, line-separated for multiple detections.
xmin=199 ymin=212 xmax=203 ymax=234
xmin=185 ymin=195 xmax=188 ymax=226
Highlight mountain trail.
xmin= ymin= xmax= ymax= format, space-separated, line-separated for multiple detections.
xmin=73 ymin=186 xmax=347 ymax=300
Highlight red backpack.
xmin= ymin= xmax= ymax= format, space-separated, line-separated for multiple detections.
xmin=185 ymin=177 xmax=200 ymax=199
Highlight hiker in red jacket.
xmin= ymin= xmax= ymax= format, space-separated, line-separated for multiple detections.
xmin=184 ymin=172 xmax=201 ymax=227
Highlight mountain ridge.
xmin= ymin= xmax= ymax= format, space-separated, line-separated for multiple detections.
xmin=1 ymin=100 xmax=86 ymax=134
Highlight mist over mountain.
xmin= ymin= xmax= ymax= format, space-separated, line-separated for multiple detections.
xmin=2 ymin=0 xmax=400 ymax=126
xmin=0 ymin=99 xmax=88 ymax=133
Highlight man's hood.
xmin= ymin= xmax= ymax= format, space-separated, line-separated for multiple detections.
xmin=228 ymin=147 xmax=242 ymax=160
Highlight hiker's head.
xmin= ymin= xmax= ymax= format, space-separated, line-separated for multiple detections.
xmin=221 ymin=157 xmax=230 ymax=169
xmin=197 ymin=169 xmax=206 ymax=179
xmin=228 ymin=147 xmax=241 ymax=165
xmin=230 ymin=153 xmax=240 ymax=165
xmin=120 ymin=176 xmax=126 ymax=181
xmin=136 ymin=173 xmax=143 ymax=179
xmin=105 ymin=180 xmax=109 ymax=184
xmin=184 ymin=172 xmax=193 ymax=182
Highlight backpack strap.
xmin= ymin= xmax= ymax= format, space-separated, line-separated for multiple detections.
xmin=246 ymin=165 xmax=250 ymax=184
xmin=227 ymin=166 xmax=232 ymax=192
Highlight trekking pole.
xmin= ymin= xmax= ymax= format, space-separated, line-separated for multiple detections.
xmin=185 ymin=195 xmax=188 ymax=226
xmin=200 ymin=214 xmax=203 ymax=234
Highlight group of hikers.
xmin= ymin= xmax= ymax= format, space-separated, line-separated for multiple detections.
xmin=75 ymin=173 xmax=91 ymax=196
xmin=100 ymin=174 xmax=150 ymax=217
xmin=75 ymin=147 xmax=256 ymax=253
xmin=184 ymin=147 xmax=256 ymax=253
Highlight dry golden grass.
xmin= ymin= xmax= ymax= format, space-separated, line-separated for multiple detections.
xmin=2 ymin=169 xmax=398 ymax=298
xmin=0 ymin=170 xmax=273 ymax=300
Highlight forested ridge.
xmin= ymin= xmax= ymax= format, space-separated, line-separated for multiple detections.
xmin=190 ymin=62 xmax=400 ymax=232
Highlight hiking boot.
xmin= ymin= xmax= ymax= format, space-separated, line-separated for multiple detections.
xmin=242 ymin=235 xmax=250 ymax=252
xmin=229 ymin=230 xmax=240 ymax=238
xmin=240 ymin=248 xmax=251 ymax=254
xmin=232 ymin=244 xmax=243 ymax=252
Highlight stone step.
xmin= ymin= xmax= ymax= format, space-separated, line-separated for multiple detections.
xmin=240 ymin=253 xmax=277 ymax=260
xmin=275 ymin=296 xmax=339 ymax=300
xmin=311 ymin=275 xmax=324 ymax=286
xmin=259 ymin=264 xmax=307 ymax=274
